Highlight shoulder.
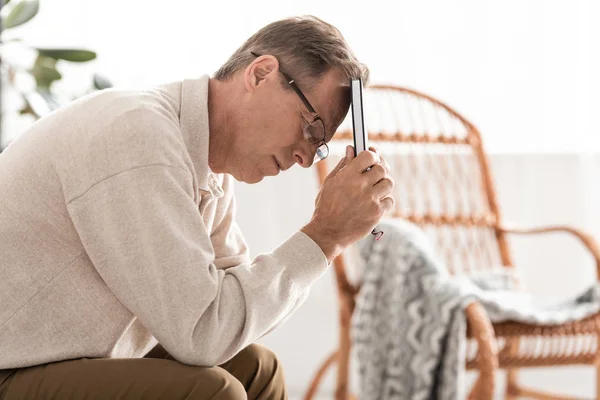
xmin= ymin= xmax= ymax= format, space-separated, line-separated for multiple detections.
xmin=53 ymin=84 xmax=193 ymax=201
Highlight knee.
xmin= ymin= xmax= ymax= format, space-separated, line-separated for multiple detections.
xmin=237 ymin=344 xmax=285 ymax=384
xmin=213 ymin=376 xmax=247 ymax=400
xmin=191 ymin=371 xmax=246 ymax=400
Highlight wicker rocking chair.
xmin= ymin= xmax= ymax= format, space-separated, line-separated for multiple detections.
xmin=303 ymin=85 xmax=600 ymax=400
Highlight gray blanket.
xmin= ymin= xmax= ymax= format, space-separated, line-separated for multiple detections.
xmin=351 ymin=219 xmax=600 ymax=400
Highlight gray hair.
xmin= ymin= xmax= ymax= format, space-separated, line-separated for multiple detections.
xmin=213 ymin=16 xmax=370 ymax=91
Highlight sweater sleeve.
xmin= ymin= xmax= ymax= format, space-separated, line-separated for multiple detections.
xmin=66 ymin=164 xmax=329 ymax=366
xmin=208 ymin=173 xmax=322 ymax=339
xmin=208 ymin=174 xmax=252 ymax=270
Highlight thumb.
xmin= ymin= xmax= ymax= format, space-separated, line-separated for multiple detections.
xmin=346 ymin=145 xmax=355 ymax=161
xmin=327 ymin=145 xmax=354 ymax=178
xmin=340 ymin=145 xmax=355 ymax=165
xmin=340 ymin=145 xmax=356 ymax=166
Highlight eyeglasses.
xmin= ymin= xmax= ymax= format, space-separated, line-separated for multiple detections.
xmin=251 ymin=51 xmax=329 ymax=163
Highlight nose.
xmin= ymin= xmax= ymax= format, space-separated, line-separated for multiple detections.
xmin=293 ymin=145 xmax=315 ymax=168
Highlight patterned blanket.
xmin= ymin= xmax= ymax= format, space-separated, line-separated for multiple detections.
xmin=352 ymin=219 xmax=600 ymax=399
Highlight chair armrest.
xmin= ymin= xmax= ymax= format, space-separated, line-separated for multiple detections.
xmin=499 ymin=225 xmax=600 ymax=280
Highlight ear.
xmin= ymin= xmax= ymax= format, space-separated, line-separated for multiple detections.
xmin=244 ymin=55 xmax=279 ymax=92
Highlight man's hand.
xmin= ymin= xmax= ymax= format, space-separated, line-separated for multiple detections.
xmin=301 ymin=145 xmax=395 ymax=263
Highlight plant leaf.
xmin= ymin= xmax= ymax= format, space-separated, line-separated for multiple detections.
xmin=93 ymin=73 xmax=112 ymax=90
xmin=29 ymin=64 xmax=62 ymax=89
xmin=36 ymin=48 xmax=96 ymax=62
xmin=1 ymin=0 xmax=39 ymax=29
xmin=33 ymin=54 xmax=57 ymax=70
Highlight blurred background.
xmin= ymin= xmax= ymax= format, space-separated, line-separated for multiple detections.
xmin=1 ymin=0 xmax=599 ymax=398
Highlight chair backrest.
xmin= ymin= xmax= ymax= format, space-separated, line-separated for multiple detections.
xmin=316 ymin=85 xmax=514 ymax=278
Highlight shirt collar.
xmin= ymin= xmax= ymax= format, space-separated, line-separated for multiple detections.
xmin=179 ymin=75 xmax=222 ymax=197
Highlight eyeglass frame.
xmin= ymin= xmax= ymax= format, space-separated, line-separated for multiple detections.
xmin=250 ymin=51 xmax=329 ymax=162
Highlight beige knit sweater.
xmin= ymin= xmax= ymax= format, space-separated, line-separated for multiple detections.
xmin=0 ymin=75 xmax=328 ymax=369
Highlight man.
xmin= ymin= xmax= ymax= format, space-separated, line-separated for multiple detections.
xmin=0 ymin=16 xmax=394 ymax=399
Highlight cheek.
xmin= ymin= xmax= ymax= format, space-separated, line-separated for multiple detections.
xmin=260 ymin=97 xmax=303 ymax=144
xmin=261 ymin=115 xmax=301 ymax=147
xmin=284 ymin=120 xmax=303 ymax=143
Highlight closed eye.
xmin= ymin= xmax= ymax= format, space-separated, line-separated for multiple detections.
xmin=296 ymin=106 xmax=323 ymax=144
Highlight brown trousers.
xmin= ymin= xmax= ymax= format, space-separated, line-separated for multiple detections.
xmin=0 ymin=343 xmax=287 ymax=399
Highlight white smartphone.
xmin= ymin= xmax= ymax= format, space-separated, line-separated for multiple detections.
xmin=351 ymin=78 xmax=368 ymax=156
xmin=350 ymin=78 xmax=384 ymax=240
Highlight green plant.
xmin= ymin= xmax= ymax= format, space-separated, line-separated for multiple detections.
xmin=0 ymin=0 xmax=111 ymax=125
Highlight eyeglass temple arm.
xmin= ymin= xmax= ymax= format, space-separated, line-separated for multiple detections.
xmin=250 ymin=51 xmax=319 ymax=117
xmin=286 ymin=78 xmax=319 ymax=116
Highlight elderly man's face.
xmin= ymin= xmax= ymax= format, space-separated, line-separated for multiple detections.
xmin=233 ymin=56 xmax=350 ymax=184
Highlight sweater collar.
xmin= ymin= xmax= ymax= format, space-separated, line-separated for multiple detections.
xmin=179 ymin=75 xmax=221 ymax=196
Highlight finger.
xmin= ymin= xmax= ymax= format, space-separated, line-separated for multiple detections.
xmin=380 ymin=196 xmax=395 ymax=212
xmin=351 ymin=150 xmax=380 ymax=174
xmin=346 ymin=145 xmax=355 ymax=161
xmin=372 ymin=177 xmax=394 ymax=198
xmin=364 ymin=164 xmax=388 ymax=186
xmin=368 ymin=146 xmax=390 ymax=172
xmin=379 ymin=156 xmax=391 ymax=174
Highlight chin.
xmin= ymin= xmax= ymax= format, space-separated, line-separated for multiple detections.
xmin=237 ymin=173 xmax=264 ymax=184
xmin=231 ymin=166 xmax=266 ymax=184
